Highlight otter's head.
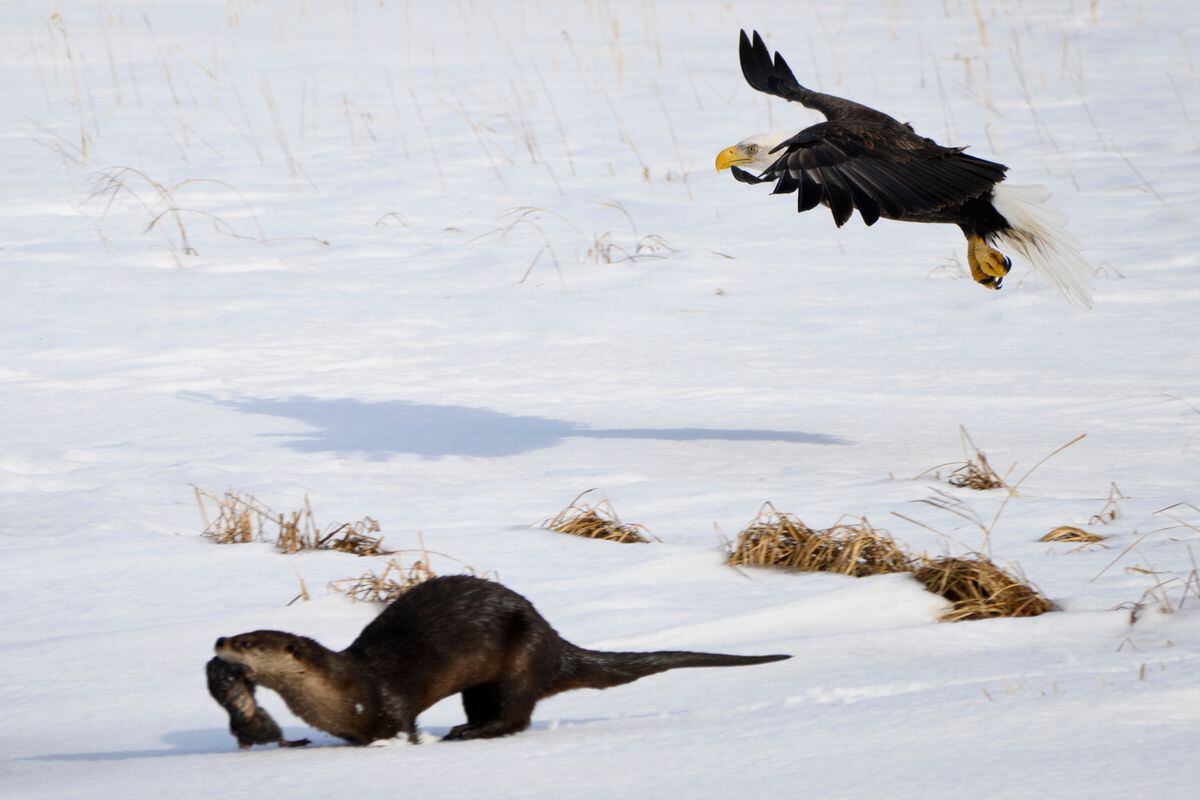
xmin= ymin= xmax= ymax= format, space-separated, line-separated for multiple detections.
xmin=214 ymin=631 xmax=319 ymax=687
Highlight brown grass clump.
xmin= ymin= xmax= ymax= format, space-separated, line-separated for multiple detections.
xmin=1040 ymin=525 xmax=1107 ymax=544
xmin=277 ymin=511 xmax=390 ymax=556
xmin=315 ymin=518 xmax=389 ymax=556
xmin=195 ymin=487 xmax=392 ymax=556
xmin=195 ymin=488 xmax=271 ymax=544
xmin=915 ymin=427 xmax=1008 ymax=490
xmin=541 ymin=491 xmax=654 ymax=544
xmin=914 ymin=555 xmax=1054 ymax=621
xmin=902 ymin=432 xmax=1089 ymax=556
xmin=328 ymin=558 xmax=440 ymax=604
xmin=328 ymin=537 xmax=494 ymax=603
xmin=728 ymin=504 xmax=1053 ymax=623
xmin=273 ymin=498 xmax=320 ymax=554
xmin=727 ymin=504 xmax=912 ymax=578
xmin=945 ymin=454 xmax=1007 ymax=490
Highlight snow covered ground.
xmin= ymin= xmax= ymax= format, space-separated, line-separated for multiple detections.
xmin=2 ymin=0 xmax=1198 ymax=797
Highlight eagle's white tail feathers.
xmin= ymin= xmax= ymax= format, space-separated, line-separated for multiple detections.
xmin=991 ymin=183 xmax=1094 ymax=308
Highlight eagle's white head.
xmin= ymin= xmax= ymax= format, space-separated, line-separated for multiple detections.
xmin=714 ymin=131 xmax=795 ymax=173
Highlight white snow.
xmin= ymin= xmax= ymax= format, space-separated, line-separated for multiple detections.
xmin=2 ymin=1 xmax=1199 ymax=798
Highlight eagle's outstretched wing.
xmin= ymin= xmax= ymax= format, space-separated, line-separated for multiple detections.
xmin=739 ymin=30 xmax=896 ymax=125
xmin=738 ymin=30 xmax=1008 ymax=228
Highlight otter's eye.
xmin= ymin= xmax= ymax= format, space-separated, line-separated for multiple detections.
xmin=746 ymin=144 xmax=759 ymax=155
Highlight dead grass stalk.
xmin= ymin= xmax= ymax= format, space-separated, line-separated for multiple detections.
xmin=1089 ymin=482 xmax=1126 ymax=525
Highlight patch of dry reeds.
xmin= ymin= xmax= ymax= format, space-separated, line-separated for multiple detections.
xmin=328 ymin=557 xmax=440 ymax=603
xmin=728 ymin=503 xmax=1053 ymax=622
xmin=273 ymin=497 xmax=320 ymax=554
xmin=328 ymin=536 xmax=494 ymax=603
xmin=946 ymin=453 xmax=1007 ymax=490
xmin=317 ymin=518 xmax=390 ymax=556
xmin=916 ymin=428 xmax=1008 ymax=490
xmin=194 ymin=487 xmax=391 ymax=556
xmin=195 ymin=488 xmax=271 ymax=544
xmin=1116 ymin=562 xmax=1200 ymax=625
xmin=901 ymin=432 xmax=1088 ymax=555
xmin=1100 ymin=504 xmax=1200 ymax=624
xmin=914 ymin=555 xmax=1054 ymax=621
xmin=541 ymin=491 xmax=654 ymax=543
xmin=726 ymin=504 xmax=912 ymax=577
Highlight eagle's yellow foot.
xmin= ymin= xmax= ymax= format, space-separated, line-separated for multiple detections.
xmin=967 ymin=236 xmax=1012 ymax=290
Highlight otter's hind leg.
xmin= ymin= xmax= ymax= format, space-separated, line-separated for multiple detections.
xmin=445 ymin=684 xmax=501 ymax=739
xmin=443 ymin=681 xmax=535 ymax=741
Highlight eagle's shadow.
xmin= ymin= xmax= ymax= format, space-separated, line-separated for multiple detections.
xmin=185 ymin=393 xmax=847 ymax=459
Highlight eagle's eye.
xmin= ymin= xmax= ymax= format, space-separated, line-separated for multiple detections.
xmin=746 ymin=144 xmax=760 ymax=155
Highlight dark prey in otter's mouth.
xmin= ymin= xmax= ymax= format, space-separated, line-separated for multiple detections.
xmin=211 ymin=575 xmax=790 ymax=747
xmin=205 ymin=657 xmax=310 ymax=749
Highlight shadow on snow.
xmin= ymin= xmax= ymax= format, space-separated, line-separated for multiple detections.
xmin=185 ymin=393 xmax=848 ymax=459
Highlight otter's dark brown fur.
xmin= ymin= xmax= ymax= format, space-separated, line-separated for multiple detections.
xmin=213 ymin=575 xmax=789 ymax=746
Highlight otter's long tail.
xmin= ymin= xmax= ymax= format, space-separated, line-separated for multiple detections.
xmin=560 ymin=646 xmax=790 ymax=691
xmin=991 ymin=183 xmax=1094 ymax=308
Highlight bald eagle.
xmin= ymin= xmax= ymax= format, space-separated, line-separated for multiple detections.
xmin=716 ymin=30 xmax=1092 ymax=307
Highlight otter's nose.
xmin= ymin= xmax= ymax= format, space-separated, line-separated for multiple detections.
xmin=215 ymin=637 xmax=227 ymax=650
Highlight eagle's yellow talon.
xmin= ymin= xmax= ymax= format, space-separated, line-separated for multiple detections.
xmin=979 ymin=250 xmax=1009 ymax=278
xmin=967 ymin=236 xmax=1010 ymax=289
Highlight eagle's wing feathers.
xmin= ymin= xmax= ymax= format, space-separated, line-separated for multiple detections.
xmin=759 ymin=122 xmax=1007 ymax=227
xmin=739 ymin=30 xmax=897 ymax=124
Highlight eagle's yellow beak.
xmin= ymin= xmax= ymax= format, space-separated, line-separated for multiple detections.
xmin=715 ymin=145 xmax=747 ymax=172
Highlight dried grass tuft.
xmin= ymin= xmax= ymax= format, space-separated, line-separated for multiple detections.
xmin=914 ymin=555 xmax=1054 ymax=621
xmin=541 ymin=491 xmax=654 ymax=544
xmin=315 ymin=517 xmax=389 ymax=556
xmin=195 ymin=488 xmax=270 ymax=544
xmin=901 ymin=432 xmax=1088 ymax=555
xmin=584 ymin=230 xmax=676 ymax=264
xmin=729 ymin=502 xmax=1053 ymax=622
xmin=328 ymin=558 xmax=440 ymax=604
xmin=727 ymin=504 xmax=912 ymax=577
xmin=915 ymin=427 xmax=1009 ymax=490
xmin=195 ymin=487 xmax=391 ymax=556
xmin=273 ymin=498 xmax=320 ymax=554
xmin=946 ymin=453 xmax=1007 ymax=490
xmin=1040 ymin=525 xmax=1107 ymax=544
xmin=328 ymin=536 xmax=494 ymax=603
xmin=1115 ymin=563 xmax=1200 ymax=625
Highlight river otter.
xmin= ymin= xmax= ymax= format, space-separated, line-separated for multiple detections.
xmin=212 ymin=575 xmax=789 ymax=746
